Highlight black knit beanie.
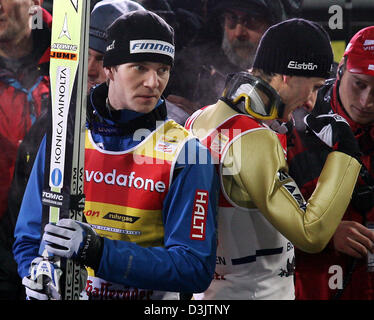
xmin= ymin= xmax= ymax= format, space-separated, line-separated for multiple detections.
xmin=103 ymin=10 xmax=175 ymax=67
xmin=253 ymin=18 xmax=333 ymax=78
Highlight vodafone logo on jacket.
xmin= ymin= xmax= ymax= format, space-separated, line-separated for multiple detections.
xmin=85 ymin=169 xmax=166 ymax=193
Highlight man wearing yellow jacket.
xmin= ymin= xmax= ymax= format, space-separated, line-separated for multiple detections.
xmin=185 ymin=18 xmax=362 ymax=299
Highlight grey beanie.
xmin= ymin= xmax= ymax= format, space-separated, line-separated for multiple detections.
xmin=90 ymin=0 xmax=145 ymax=53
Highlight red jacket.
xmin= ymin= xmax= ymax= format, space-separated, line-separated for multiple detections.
xmin=0 ymin=9 xmax=52 ymax=219
xmin=287 ymin=79 xmax=374 ymax=300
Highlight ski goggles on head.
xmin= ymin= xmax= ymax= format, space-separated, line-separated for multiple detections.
xmin=222 ymin=72 xmax=285 ymax=120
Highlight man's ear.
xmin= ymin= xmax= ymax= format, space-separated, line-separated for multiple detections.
xmin=337 ymin=61 xmax=345 ymax=80
xmin=104 ymin=67 xmax=115 ymax=81
xmin=268 ymin=73 xmax=287 ymax=93
xmin=282 ymin=75 xmax=292 ymax=85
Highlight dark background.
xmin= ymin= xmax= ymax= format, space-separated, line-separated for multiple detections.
xmin=42 ymin=0 xmax=373 ymax=61
xmin=42 ymin=0 xmax=374 ymax=41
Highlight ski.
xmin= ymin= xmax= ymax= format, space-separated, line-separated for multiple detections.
xmin=41 ymin=0 xmax=90 ymax=300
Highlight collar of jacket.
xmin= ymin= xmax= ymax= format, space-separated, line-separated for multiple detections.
xmin=87 ymin=82 xmax=168 ymax=136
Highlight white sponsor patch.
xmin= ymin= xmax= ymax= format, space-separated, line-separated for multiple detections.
xmin=154 ymin=135 xmax=178 ymax=154
xmin=130 ymin=39 xmax=174 ymax=58
xmin=363 ymin=39 xmax=374 ymax=51
xmin=363 ymin=40 xmax=374 ymax=46
xmin=91 ymin=224 xmax=141 ymax=236
xmin=369 ymin=64 xmax=374 ymax=71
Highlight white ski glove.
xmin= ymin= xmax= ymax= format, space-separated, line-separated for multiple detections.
xmin=304 ymin=113 xmax=361 ymax=160
xmin=22 ymin=257 xmax=62 ymax=300
xmin=42 ymin=219 xmax=103 ymax=271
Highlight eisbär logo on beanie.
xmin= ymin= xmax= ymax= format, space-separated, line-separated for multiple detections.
xmin=253 ymin=18 xmax=333 ymax=78
xmin=287 ymin=61 xmax=318 ymax=71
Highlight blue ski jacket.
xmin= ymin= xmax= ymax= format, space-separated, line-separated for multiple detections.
xmin=13 ymin=83 xmax=219 ymax=294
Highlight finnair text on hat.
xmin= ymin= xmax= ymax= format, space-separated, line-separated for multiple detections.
xmin=130 ymin=40 xmax=175 ymax=58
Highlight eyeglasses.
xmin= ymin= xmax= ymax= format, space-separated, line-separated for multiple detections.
xmin=223 ymin=11 xmax=268 ymax=31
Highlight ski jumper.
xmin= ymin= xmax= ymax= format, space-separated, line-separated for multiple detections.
xmin=186 ymin=99 xmax=361 ymax=299
xmin=13 ymin=83 xmax=219 ymax=300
